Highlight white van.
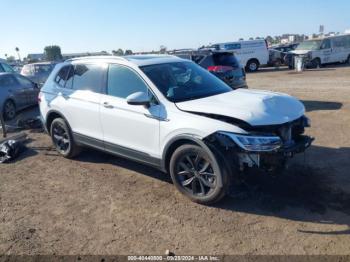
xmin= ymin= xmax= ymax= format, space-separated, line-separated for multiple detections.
xmin=211 ymin=40 xmax=269 ymax=72
xmin=290 ymin=34 xmax=350 ymax=68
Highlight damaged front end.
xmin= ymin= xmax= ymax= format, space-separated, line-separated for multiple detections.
xmin=204 ymin=116 xmax=314 ymax=174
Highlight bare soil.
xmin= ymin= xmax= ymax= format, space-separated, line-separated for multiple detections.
xmin=1 ymin=65 xmax=350 ymax=255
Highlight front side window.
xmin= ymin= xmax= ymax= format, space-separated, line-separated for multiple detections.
xmin=141 ymin=61 xmax=232 ymax=103
xmin=320 ymin=39 xmax=331 ymax=49
xmin=107 ymin=64 xmax=148 ymax=99
xmin=71 ymin=64 xmax=104 ymax=93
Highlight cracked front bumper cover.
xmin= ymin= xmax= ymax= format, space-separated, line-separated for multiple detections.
xmin=278 ymin=135 xmax=314 ymax=156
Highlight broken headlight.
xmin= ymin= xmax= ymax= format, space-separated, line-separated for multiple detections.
xmin=220 ymin=132 xmax=282 ymax=152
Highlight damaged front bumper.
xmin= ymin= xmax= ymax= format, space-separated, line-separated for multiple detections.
xmin=236 ymin=135 xmax=314 ymax=171
xmin=206 ymin=116 xmax=314 ymax=173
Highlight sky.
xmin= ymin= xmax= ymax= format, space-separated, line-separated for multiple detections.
xmin=1 ymin=0 xmax=350 ymax=59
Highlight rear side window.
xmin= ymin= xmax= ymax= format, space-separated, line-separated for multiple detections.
xmin=107 ymin=64 xmax=148 ymax=99
xmin=71 ymin=64 xmax=104 ymax=93
xmin=213 ymin=54 xmax=240 ymax=67
xmin=198 ymin=56 xmax=214 ymax=68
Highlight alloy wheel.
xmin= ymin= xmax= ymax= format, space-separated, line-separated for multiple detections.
xmin=175 ymin=152 xmax=217 ymax=196
xmin=52 ymin=122 xmax=70 ymax=154
xmin=249 ymin=62 xmax=257 ymax=71
xmin=4 ymin=100 xmax=16 ymax=120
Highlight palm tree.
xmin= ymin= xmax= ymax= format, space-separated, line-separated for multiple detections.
xmin=15 ymin=47 xmax=21 ymax=61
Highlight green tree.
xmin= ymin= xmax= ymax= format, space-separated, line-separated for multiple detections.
xmin=6 ymin=56 xmax=16 ymax=63
xmin=44 ymin=45 xmax=62 ymax=61
xmin=125 ymin=49 xmax=133 ymax=55
xmin=112 ymin=49 xmax=124 ymax=56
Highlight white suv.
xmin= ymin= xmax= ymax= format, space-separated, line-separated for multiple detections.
xmin=39 ymin=55 xmax=313 ymax=204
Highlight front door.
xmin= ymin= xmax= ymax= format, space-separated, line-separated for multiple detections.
xmin=99 ymin=64 xmax=160 ymax=164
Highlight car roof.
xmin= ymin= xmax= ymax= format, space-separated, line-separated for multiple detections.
xmin=66 ymin=55 xmax=185 ymax=67
xmin=25 ymin=62 xmax=57 ymax=66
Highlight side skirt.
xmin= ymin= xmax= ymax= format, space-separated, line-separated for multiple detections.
xmin=73 ymin=132 xmax=163 ymax=170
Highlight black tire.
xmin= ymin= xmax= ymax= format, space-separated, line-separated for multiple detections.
xmin=245 ymin=59 xmax=260 ymax=72
xmin=50 ymin=118 xmax=81 ymax=158
xmin=311 ymin=58 xmax=321 ymax=69
xmin=2 ymin=99 xmax=16 ymax=120
xmin=169 ymin=144 xmax=228 ymax=204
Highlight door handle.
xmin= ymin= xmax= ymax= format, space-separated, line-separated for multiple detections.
xmin=103 ymin=102 xmax=114 ymax=109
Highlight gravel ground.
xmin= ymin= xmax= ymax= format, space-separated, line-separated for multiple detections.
xmin=1 ymin=65 xmax=350 ymax=255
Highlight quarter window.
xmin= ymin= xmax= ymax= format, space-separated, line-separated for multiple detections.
xmin=107 ymin=64 xmax=148 ymax=99
xmin=55 ymin=65 xmax=73 ymax=87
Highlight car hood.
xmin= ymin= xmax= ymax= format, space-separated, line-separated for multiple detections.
xmin=175 ymin=89 xmax=305 ymax=126
xmin=289 ymin=50 xmax=311 ymax=55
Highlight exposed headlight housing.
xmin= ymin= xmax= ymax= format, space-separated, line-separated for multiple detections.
xmin=220 ymin=132 xmax=282 ymax=152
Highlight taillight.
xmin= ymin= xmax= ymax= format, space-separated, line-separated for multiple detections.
xmin=207 ymin=65 xmax=233 ymax=73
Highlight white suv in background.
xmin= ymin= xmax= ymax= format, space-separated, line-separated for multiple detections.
xmin=39 ymin=55 xmax=313 ymax=204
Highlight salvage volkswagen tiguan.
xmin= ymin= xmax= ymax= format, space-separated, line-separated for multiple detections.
xmin=39 ymin=55 xmax=313 ymax=204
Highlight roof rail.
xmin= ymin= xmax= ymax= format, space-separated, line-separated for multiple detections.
xmin=65 ymin=55 xmax=127 ymax=62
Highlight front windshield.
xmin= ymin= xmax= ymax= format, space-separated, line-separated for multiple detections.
xmin=296 ymin=40 xmax=321 ymax=51
xmin=141 ymin=61 xmax=232 ymax=103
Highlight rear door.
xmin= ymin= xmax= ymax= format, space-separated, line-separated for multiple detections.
xmin=0 ymin=74 xmax=25 ymax=107
xmin=57 ymin=63 xmax=106 ymax=140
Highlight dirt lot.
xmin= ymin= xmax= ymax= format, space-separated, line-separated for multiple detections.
xmin=1 ymin=65 xmax=350 ymax=255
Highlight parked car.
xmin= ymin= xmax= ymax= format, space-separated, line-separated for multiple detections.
xmin=171 ymin=49 xmax=247 ymax=89
xmin=211 ymin=39 xmax=269 ymax=72
xmin=268 ymin=43 xmax=299 ymax=66
xmin=21 ymin=62 xmax=57 ymax=86
xmin=39 ymin=55 xmax=313 ymax=204
xmin=0 ymin=72 xmax=40 ymax=120
xmin=0 ymin=62 xmax=15 ymax=73
xmin=287 ymin=34 xmax=350 ymax=69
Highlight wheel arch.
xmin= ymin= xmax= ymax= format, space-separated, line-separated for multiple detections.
xmin=45 ymin=110 xmax=72 ymax=135
xmin=161 ymin=135 xmax=208 ymax=173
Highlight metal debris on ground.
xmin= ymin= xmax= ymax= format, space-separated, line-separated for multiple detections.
xmin=17 ymin=117 xmax=43 ymax=130
xmin=0 ymin=140 xmax=25 ymax=163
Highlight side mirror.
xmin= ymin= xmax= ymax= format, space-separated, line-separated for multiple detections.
xmin=126 ymin=91 xmax=150 ymax=107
